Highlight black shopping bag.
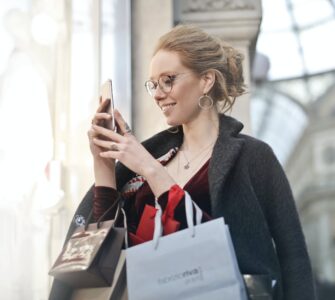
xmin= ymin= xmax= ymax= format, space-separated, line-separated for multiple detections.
xmin=49 ymin=200 xmax=126 ymax=288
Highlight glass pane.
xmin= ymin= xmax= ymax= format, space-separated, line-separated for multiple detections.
xmin=101 ymin=0 xmax=131 ymax=123
xmin=0 ymin=1 xmax=30 ymax=74
xmin=71 ymin=0 xmax=96 ymax=123
xmin=261 ymin=0 xmax=293 ymax=32
xmin=276 ymin=79 xmax=311 ymax=105
xmin=290 ymin=0 xmax=311 ymax=5
xmin=292 ymin=0 xmax=333 ymax=28
xmin=256 ymin=31 xmax=304 ymax=79
xmin=0 ymin=1 xmax=53 ymax=299
xmin=308 ymin=73 xmax=335 ymax=101
xmin=250 ymin=96 xmax=268 ymax=136
xmin=300 ymin=20 xmax=335 ymax=74
xmin=0 ymin=26 xmax=14 ymax=74
xmin=251 ymin=91 xmax=308 ymax=164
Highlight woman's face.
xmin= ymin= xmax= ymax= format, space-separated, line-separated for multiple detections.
xmin=148 ymin=50 xmax=207 ymax=126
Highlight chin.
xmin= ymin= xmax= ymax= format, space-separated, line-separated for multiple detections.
xmin=165 ymin=117 xmax=181 ymax=127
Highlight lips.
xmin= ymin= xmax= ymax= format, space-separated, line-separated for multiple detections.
xmin=160 ymin=103 xmax=176 ymax=113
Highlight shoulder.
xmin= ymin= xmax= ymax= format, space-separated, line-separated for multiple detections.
xmin=236 ymin=134 xmax=288 ymax=187
xmin=234 ymin=133 xmax=285 ymax=180
xmin=240 ymin=134 xmax=274 ymax=154
xmin=233 ymin=133 xmax=277 ymax=163
xmin=218 ymin=114 xmax=276 ymax=161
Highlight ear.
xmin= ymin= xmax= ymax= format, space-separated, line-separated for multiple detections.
xmin=201 ymin=70 xmax=216 ymax=94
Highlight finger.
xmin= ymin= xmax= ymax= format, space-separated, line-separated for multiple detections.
xmin=114 ymin=109 xmax=132 ymax=136
xmin=100 ymin=150 xmax=120 ymax=160
xmin=93 ymin=138 xmax=121 ymax=151
xmin=96 ymin=99 xmax=111 ymax=113
xmin=91 ymin=112 xmax=112 ymax=125
xmin=87 ymin=128 xmax=99 ymax=139
xmin=92 ymin=124 xmax=124 ymax=142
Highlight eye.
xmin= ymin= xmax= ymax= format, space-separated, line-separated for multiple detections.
xmin=161 ymin=75 xmax=175 ymax=86
xmin=161 ymin=76 xmax=171 ymax=85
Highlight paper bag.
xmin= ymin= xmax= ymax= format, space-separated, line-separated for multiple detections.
xmin=126 ymin=192 xmax=247 ymax=300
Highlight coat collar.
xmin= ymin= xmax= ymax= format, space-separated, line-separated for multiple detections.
xmin=208 ymin=114 xmax=244 ymax=217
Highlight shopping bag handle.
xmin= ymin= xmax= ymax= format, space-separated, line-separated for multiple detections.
xmin=120 ymin=207 xmax=129 ymax=249
xmin=153 ymin=191 xmax=202 ymax=249
xmin=81 ymin=196 xmax=129 ymax=248
xmin=95 ymin=198 xmax=129 ymax=249
xmin=97 ymin=198 xmax=129 ymax=248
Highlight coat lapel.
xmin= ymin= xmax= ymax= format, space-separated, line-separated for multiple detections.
xmin=208 ymin=115 xmax=244 ymax=217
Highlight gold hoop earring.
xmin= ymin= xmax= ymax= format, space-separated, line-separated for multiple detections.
xmin=198 ymin=94 xmax=214 ymax=110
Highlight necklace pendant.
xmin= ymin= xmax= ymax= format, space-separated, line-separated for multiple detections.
xmin=184 ymin=163 xmax=190 ymax=169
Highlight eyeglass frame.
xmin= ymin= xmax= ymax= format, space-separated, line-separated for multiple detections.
xmin=144 ymin=72 xmax=192 ymax=98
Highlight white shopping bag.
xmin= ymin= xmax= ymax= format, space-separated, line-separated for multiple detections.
xmin=126 ymin=192 xmax=247 ymax=300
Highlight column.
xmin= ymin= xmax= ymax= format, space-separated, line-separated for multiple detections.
xmin=174 ymin=0 xmax=262 ymax=133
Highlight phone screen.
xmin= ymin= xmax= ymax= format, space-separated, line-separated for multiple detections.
xmin=100 ymin=79 xmax=116 ymax=131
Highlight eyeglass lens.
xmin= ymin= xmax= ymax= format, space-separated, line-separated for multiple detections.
xmin=145 ymin=75 xmax=174 ymax=97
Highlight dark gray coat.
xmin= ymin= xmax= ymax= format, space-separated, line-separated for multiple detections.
xmin=49 ymin=114 xmax=316 ymax=300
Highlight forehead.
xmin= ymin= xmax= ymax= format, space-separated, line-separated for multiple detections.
xmin=149 ymin=50 xmax=186 ymax=78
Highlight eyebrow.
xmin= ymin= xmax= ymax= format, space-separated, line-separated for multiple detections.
xmin=149 ymin=71 xmax=178 ymax=80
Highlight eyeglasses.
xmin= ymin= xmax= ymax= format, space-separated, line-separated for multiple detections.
xmin=144 ymin=73 xmax=191 ymax=98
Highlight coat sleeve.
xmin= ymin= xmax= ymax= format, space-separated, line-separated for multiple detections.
xmin=250 ymin=142 xmax=316 ymax=300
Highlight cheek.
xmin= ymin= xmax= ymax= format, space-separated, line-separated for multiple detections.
xmin=171 ymin=83 xmax=202 ymax=105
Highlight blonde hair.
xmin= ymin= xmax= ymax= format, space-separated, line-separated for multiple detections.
xmin=153 ymin=24 xmax=246 ymax=112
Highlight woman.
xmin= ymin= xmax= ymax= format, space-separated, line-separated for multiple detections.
xmin=50 ymin=25 xmax=315 ymax=299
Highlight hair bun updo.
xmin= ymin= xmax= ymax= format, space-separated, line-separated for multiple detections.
xmin=154 ymin=24 xmax=246 ymax=113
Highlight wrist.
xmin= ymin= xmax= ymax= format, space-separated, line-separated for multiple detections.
xmin=143 ymin=161 xmax=175 ymax=198
xmin=141 ymin=159 xmax=162 ymax=179
xmin=94 ymin=159 xmax=116 ymax=188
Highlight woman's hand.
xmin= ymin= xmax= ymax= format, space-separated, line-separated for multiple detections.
xmin=91 ymin=108 xmax=176 ymax=196
xmin=92 ymin=109 xmax=157 ymax=177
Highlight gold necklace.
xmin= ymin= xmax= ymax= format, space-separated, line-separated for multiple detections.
xmin=181 ymin=141 xmax=215 ymax=170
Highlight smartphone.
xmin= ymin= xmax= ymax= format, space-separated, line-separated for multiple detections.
xmin=100 ymin=79 xmax=116 ymax=131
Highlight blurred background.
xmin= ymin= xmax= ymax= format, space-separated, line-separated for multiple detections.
xmin=0 ymin=0 xmax=334 ymax=299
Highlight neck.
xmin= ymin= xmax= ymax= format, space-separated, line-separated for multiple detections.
xmin=181 ymin=110 xmax=219 ymax=152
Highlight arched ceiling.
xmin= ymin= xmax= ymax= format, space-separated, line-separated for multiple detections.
xmin=251 ymin=0 xmax=335 ymax=165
